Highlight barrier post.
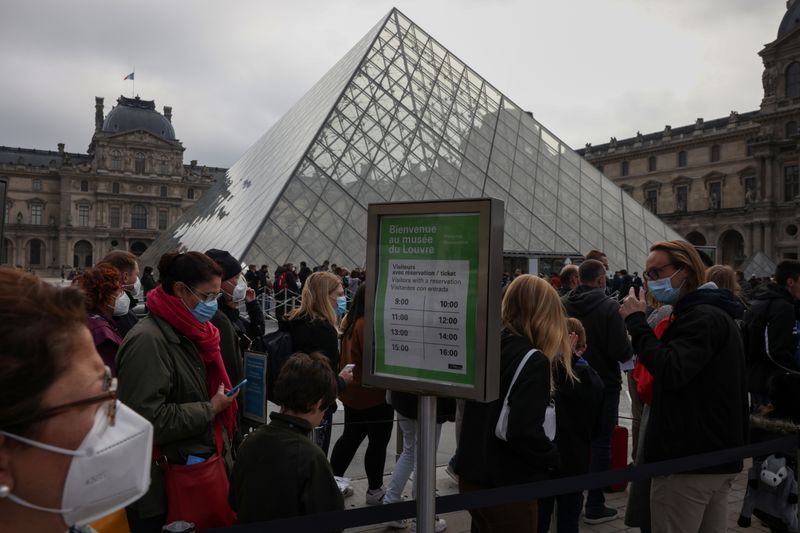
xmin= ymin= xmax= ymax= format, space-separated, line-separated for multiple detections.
xmin=417 ymin=395 xmax=437 ymax=533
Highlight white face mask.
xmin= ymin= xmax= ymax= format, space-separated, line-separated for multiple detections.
xmin=112 ymin=292 xmax=130 ymax=317
xmin=231 ymin=277 xmax=247 ymax=302
xmin=124 ymin=277 xmax=143 ymax=300
xmin=0 ymin=402 xmax=153 ymax=527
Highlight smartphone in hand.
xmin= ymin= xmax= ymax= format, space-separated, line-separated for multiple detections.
xmin=226 ymin=378 xmax=248 ymax=397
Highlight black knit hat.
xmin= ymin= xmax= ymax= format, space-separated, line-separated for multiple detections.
xmin=205 ymin=249 xmax=241 ymax=280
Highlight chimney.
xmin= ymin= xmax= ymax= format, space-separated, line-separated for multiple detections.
xmin=163 ymin=106 xmax=172 ymax=123
xmin=94 ymin=97 xmax=104 ymax=132
xmin=57 ymin=143 xmax=65 ymax=154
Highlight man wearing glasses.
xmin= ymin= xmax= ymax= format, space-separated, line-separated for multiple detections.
xmin=620 ymin=240 xmax=748 ymax=533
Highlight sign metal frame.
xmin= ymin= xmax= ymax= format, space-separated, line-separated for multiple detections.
xmin=363 ymin=198 xmax=503 ymax=402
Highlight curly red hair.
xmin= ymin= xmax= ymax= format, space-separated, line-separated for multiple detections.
xmin=74 ymin=264 xmax=122 ymax=313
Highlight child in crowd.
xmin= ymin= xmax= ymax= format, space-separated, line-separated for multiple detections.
xmin=229 ymin=352 xmax=344 ymax=529
xmin=538 ymin=318 xmax=604 ymax=533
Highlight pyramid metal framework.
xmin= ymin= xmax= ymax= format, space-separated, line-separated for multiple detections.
xmin=141 ymin=9 xmax=681 ymax=271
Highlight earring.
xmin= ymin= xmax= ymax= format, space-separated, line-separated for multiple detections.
xmin=0 ymin=484 xmax=9 ymax=498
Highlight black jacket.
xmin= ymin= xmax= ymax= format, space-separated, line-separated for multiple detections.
xmin=221 ymin=300 xmax=265 ymax=346
xmin=562 ymin=285 xmax=632 ymax=390
xmin=454 ymin=332 xmax=559 ymax=487
xmin=286 ymin=314 xmax=339 ymax=370
xmin=624 ymin=287 xmax=748 ymax=474
xmin=229 ymin=412 xmax=344 ymax=528
xmin=553 ymin=355 xmax=604 ymax=477
xmin=389 ymin=391 xmax=456 ymax=424
xmin=113 ymin=289 xmax=139 ymax=338
xmin=743 ymin=283 xmax=799 ymax=394
xmin=286 ymin=314 xmax=345 ymax=392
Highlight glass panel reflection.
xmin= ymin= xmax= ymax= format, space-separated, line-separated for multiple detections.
xmin=141 ymin=9 xmax=682 ymax=275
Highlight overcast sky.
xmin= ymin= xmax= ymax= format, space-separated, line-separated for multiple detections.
xmin=0 ymin=0 xmax=788 ymax=168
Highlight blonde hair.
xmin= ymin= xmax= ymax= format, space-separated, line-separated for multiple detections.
xmin=649 ymin=240 xmax=706 ymax=293
xmin=502 ymin=275 xmax=575 ymax=382
xmin=286 ymin=271 xmax=341 ymax=326
xmin=706 ymin=264 xmax=740 ymax=295
xmin=566 ymin=317 xmax=586 ymax=351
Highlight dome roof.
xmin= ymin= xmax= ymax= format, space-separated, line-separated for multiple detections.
xmin=778 ymin=1 xmax=800 ymax=40
xmin=102 ymin=95 xmax=176 ymax=140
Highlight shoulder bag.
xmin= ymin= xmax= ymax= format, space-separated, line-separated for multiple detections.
xmin=495 ymin=349 xmax=556 ymax=442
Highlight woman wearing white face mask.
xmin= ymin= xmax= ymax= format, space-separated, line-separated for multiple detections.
xmin=74 ymin=264 xmax=127 ymax=375
xmin=0 ymin=268 xmax=154 ymax=533
xmin=115 ymin=251 xmax=239 ymax=532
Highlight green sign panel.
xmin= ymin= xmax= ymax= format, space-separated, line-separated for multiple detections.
xmin=374 ymin=213 xmax=480 ymax=384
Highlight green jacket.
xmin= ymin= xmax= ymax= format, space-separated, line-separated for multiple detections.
xmin=116 ymin=314 xmax=232 ymax=519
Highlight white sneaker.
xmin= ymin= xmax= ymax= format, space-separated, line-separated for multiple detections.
xmin=365 ymin=486 xmax=385 ymax=505
xmin=387 ymin=518 xmax=409 ymax=529
xmin=410 ymin=516 xmax=447 ymax=532
xmin=334 ymin=476 xmax=353 ymax=498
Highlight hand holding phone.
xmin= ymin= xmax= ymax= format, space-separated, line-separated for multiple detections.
xmin=344 ymin=363 xmax=356 ymax=370
xmin=226 ymin=378 xmax=248 ymax=397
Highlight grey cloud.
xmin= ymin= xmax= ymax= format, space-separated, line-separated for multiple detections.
xmin=0 ymin=0 xmax=790 ymax=166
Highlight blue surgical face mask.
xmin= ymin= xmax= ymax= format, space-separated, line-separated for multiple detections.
xmin=336 ymin=296 xmax=347 ymax=317
xmin=647 ymin=268 xmax=684 ymax=305
xmin=192 ymin=299 xmax=218 ymax=323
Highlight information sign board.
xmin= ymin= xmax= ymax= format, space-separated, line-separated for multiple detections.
xmin=242 ymin=351 xmax=267 ymax=424
xmin=364 ymin=199 xmax=503 ymax=401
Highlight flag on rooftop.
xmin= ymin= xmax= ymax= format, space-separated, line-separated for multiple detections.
xmin=123 ymin=72 xmax=134 ymax=80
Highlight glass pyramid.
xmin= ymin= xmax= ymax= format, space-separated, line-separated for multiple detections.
xmin=141 ymin=8 xmax=680 ymax=272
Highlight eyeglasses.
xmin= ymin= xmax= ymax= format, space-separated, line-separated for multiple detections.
xmin=7 ymin=366 xmax=118 ymax=428
xmin=644 ymin=263 xmax=676 ymax=281
xmin=186 ymin=284 xmax=223 ymax=304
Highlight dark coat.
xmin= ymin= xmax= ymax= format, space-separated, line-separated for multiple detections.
xmin=389 ymin=391 xmax=456 ymax=424
xmin=211 ymin=311 xmax=244 ymax=389
xmin=141 ymin=273 xmax=157 ymax=296
xmin=553 ymin=355 xmax=604 ymax=477
xmin=286 ymin=314 xmax=339 ymax=371
xmin=624 ymin=287 xmax=748 ymax=474
xmin=113 ymin=288 xmax=139 ymax=337
xmin=229 ymin=412 xmax=344 ymax=528
xmin=454 ymin=332 xmax=559 ymax=487
xmin=562 ymin=285 xmax=633 ymax=391
xmin=220 ymin=299 xmax=265 ymax=347
xmin=286 ymin=314 xmax=345 ymax=392
xmin=743 ymin=283 xmax=800 ymax=394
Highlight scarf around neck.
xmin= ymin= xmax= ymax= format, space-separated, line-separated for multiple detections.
xmin=146 ymin=286 xmax=237 ymax=437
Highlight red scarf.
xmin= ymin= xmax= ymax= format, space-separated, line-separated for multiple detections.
xmin=146 ymin=286 xmax=237 ymax=437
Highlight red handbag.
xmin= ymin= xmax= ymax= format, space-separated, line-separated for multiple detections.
xmin=156 ymin=424 xmax=237 ymax=530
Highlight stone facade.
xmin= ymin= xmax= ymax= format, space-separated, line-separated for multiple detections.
xmin=577 ymin=3 xmax=800 ymax=268
xmin=1 ymin=95 xmax=225 ymax=275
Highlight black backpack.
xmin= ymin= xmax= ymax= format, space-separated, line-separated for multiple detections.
xmin=252 ymin=328 xmax=294 ymax=402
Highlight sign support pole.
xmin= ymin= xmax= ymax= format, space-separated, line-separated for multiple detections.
xmin=416 ymin=395 xmax=437 ymax=533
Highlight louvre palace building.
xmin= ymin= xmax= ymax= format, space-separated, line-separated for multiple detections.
xmin=578 ymin=2 xmax=800 ymax=271
xmin=1 ymin=95 xmax=225 ymax=275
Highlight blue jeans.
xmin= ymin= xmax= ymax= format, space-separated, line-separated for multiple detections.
xmin=538 ymin=492 xmax=583 ymax=533
xmin=585 ymin=388 xmax=620 ymax=512
xmin=384 ymin=415 xmax=442 ymax=504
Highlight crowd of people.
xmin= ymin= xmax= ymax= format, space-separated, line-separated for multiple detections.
xmin=1 ymin=240 xmax=799 ymax=533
